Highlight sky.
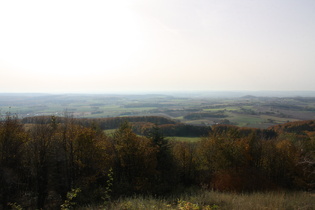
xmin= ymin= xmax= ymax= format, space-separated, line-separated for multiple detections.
xmin=0 ymin=0 xmax=315 ymax=93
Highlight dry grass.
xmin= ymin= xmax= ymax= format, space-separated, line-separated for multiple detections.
xmin=79 ymin=190 xmax=315 ymax=210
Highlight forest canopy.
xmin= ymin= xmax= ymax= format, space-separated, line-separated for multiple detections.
xmin=0 ymin=114 xmax=314 ymax=209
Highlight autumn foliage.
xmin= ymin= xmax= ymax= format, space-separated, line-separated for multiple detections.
xmin=0 ymin=115 xmax=314 ymax=209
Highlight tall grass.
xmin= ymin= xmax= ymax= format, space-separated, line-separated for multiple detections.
xmin=79 ymin=189 xmax=315 ymax=210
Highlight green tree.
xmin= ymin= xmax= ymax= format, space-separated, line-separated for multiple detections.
xmin=146 ymin=125 xmax=176 ymax=193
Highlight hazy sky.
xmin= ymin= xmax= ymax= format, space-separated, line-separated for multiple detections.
xmin=1 ymin=0 xmax=315 ymax=93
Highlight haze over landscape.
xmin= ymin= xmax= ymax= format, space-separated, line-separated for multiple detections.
xmin=1 ymin=0 xmax=315 ymax=93
xmin=2 ymin=2 xmax=315 ymax=209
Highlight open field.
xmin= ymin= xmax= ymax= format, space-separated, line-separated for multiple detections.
xmin=79 ymin=190 xmax=315 ymax=210
xmin=168 ymin=136 xmax=201 ymax=142
xmin=104 ymin=129 xmax=117 ymax=136
xmin=1 ymin=92 xmax=315 ymax=129
xmin=104 ymin=129 xmax=201 ymax=142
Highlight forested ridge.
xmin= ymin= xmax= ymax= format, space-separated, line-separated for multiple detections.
xmin=1 ymin=114 xmax=314 ymax=209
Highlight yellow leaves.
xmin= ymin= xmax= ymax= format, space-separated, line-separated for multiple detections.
xmin=177 ymin=199 xmax=215 ymax=210
xmin=276 ymin=140 xmax=297 ymax=160
xmin=276 ymin=139 xmax=292 ymax=150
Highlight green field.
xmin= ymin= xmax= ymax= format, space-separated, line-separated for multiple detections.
xmin=104 ymin=129 xmax=116 ymax=135
xmin=104 ymin=129 xmax=201 ymax=142
xmin=168 ymin=136 xmax=201 ymax=142
xmin=228 ymin=113 xmax=264 ymax=127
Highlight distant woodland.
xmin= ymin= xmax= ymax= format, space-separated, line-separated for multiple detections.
xmin=0 ymin=113 xmax=314 ymax=209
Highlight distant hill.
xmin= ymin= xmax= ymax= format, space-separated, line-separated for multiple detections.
xmin=241 ymin=95 xmax=257 ymax=99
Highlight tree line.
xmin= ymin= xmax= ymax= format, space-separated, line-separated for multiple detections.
xmin=1 ymin=114 xmax=314 ymax=209
xmin=22 ymin=115 xmax=211 ymax=137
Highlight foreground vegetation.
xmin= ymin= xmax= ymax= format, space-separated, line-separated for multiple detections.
xmin=0 ymin=114 xmax=314 ymax=209
xmin=80 ymin=190 xmax=315 ymax=210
